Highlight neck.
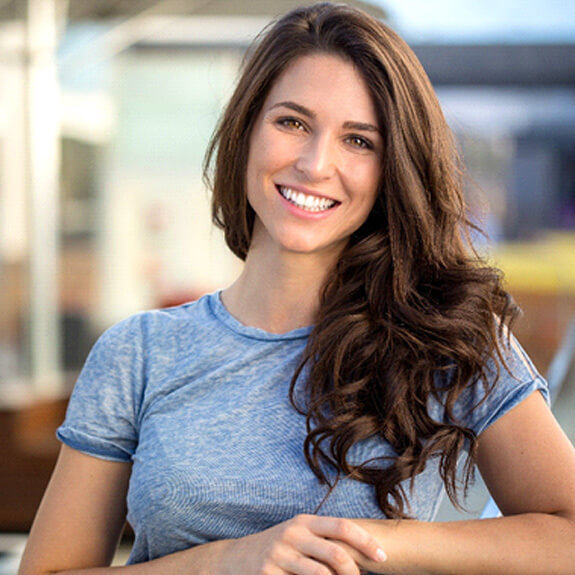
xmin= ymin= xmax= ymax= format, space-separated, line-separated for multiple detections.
xmin=222 ymin=247 xmax=337 ymax=333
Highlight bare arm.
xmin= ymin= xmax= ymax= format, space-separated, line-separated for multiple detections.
xmin=348 ymin=391 xmax=575 ymax=574
xmin=19 ymin=445 xmax=131 ymax=575
xmin=19 ymin=445 xmax=386 ymax=575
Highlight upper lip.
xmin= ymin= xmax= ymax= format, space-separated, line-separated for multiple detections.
xmin=276 ymin=183 xmax=340 ymax=203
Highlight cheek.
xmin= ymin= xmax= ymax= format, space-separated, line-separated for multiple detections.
xmin=245 ymin=137 xmax=267 ymax=194
xmin=255 ymin=126 xmax=299 ymax=171
xmin=354 ymin=170 xmax=381 ymax=224
xmin=245 ymin=144 xmax=274 ymax=210
xmin=364 ymin=157 xmax=383 ymax=196
xmin=246 ymin=140 xmax=271 ymax=185
xmin=245 ymin=161 xmax=260 ymax=211
xmin=345 ymin=160 xmax=381 ymax=202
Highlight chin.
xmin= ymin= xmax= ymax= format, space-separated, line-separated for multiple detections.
xmin=278 ymin=239 xmax=345 ymax=259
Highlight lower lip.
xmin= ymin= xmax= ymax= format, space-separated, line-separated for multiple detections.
xmin=276 ymin=188 xmax=339 ymax=220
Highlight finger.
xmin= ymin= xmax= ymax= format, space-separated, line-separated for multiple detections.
xmin=298 ymin=538 xmax=361 ymax=575
xmin=295 ymin=515 xmax=387 ymax=564
xmin=280 ymin=552 xmax=337 ymax=575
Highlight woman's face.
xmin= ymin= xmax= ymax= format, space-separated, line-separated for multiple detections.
xmin=245 ymin=52 xmax=383 ymax=262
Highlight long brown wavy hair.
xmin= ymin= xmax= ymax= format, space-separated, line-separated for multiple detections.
xmin=203 ymin=2 xmax=519 ymax=518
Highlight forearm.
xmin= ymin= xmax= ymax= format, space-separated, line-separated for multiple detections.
xmin=353 ymin=513 xmax=575 ymax=575
xmin=20 ymin=539 xmax=230 ymax=575
xmin=23 ymin=513 xmax=387 ymax=575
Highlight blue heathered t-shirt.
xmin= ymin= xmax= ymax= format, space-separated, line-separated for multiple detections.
xmin=57 ymin=291 xmax=548 ymax=565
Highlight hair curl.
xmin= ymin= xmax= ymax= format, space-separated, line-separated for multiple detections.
xmin=204 ymin=2 xmax=519 ymax=518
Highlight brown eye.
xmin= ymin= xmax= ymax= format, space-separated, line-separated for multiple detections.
xmin=277 ymin=117 xmax=306 ymax=131
xmin=346 ymin=135 xmax=373 ymax=150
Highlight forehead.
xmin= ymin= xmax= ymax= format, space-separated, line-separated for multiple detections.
xmin=263 ymin=53 xmax=379 ymax=125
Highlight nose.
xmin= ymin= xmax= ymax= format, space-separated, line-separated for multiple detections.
xmin=295 ymin=133 xmax=337 ymax=181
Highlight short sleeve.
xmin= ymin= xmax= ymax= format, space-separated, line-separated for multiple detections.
xmin=449 ymin=333 xmax=550 ymax=437
xmin=57 ymin=315 xmax=146 ymax=462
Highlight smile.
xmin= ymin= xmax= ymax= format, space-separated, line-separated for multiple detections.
xmin=277 ymin=186 xmax=338 ymax=212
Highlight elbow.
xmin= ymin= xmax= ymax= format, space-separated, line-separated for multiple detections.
xmin=18 ymin=556 xmax=59 ymax=575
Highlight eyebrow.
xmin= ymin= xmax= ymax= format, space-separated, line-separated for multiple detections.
xmin=269 ymin=101 xmax=314 ymax=118
xmin=269 ymin=100 xmax=381 ymax=134
xmin=342 ymin=121 xmax=380 ymax=133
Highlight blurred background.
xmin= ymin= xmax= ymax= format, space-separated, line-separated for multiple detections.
xmin=0 ymin=0 xmax=574 ymax=568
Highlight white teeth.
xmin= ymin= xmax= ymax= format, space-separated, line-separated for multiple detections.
xmin=278 ymin=186 xmax=336 ymax=212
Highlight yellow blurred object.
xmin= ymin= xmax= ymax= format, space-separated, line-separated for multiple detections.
xmin=491 ymin=232 xmax=575 ymax=294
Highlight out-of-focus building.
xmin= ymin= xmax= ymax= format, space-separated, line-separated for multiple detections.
xmin=415 ymin=42 xmax=575 ymax=369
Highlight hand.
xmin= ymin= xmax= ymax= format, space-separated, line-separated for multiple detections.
xmin=216 ymin=514 xmax=387 ymax=575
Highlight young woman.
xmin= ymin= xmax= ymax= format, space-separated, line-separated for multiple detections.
xmin=19 ymin=3 xmax=575 ymax=574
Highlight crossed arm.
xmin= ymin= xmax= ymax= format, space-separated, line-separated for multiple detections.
xmin=19 ymin=391 xmax=575 ymax=575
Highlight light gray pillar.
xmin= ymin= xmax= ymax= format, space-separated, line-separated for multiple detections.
xmin=24 ymin=0 xmax=62 ymax=394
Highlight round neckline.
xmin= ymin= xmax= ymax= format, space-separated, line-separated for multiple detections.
xmin=208 ymin=291 xmax=313 ymax=341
